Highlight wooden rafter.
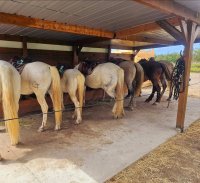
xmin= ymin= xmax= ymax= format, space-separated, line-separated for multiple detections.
xmin=134 ymin=0 xmax=200 ymax=24
xmin=156 ymin=20 xmax=184 ymax=42
xmin=125 ymin=35 xmax=175 ymax=45
xmin=0 ymin=12 xmax=114 ymax=38
xmin=116 ymin=17 xmax=179 ymax=38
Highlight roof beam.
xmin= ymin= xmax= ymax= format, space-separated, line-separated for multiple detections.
xmin=134 ymin=0 xmax=200 ymax=24
xmin=116 ymin=17 xmax=179 ymax=38
xmin=124 ymin=35 xmax=175 ymax=45
xmin=0 ymin=12 xmax=114 ymax=38
xmin=156 ymin=20 xmax=184 ymax=42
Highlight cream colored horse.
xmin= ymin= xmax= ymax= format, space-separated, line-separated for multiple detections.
xmin=61 ymin=69 xmax=85 ymax=124
xmin=76 ymin=62 xmax=125 ymax=118
xmin=0 ymin=60 xmax=20 ymax=145
xmin=20 ymin=62 xmax=62 ymax=132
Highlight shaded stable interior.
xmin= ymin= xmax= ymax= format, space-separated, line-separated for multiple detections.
xmin=0 ymin=0 xmax=200 ymax=130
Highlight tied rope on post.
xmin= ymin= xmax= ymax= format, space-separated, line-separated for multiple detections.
xmin=168 ymin=55 xmax=185 ymax=107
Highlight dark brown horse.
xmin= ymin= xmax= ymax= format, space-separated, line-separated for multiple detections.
xmin=138 ymin=58 xmax=172 ymax=104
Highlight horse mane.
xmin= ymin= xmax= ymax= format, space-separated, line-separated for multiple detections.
xmin=149 ymin=57 xmax=156 ymax=62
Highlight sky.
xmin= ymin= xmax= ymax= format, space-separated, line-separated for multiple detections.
xmin=153 ymin=43 xmax=200 ymax=55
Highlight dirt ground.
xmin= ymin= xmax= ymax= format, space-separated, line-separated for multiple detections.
xmin=0 ymin=73 xmax=199 ymax=183
xmin=106 ymin=119 xmax=200 ymax=183
xmin=106 ymin=73 xmax=200 ymax=183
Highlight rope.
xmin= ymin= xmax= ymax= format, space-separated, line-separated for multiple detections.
xmin=170 ymin=58 xmax=185 ymax=101
xmin=0 ymin=80 xmax=199 ymax=124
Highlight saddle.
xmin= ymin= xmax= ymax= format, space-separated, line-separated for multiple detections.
xmin=10 ymin=56 xmax=30 ymax=74
xmin=79 ymin=60 xmax=100 ymax=76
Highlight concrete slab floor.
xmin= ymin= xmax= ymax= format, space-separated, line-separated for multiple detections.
xmin=0 ymin=91 xmax=199 ymax=183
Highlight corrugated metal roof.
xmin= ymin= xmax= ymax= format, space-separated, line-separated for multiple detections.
xmin=0 ymin=23 xmax=92 ymax=42
xmin=0 ymin=0 xmax=199 ymax=48
xmin=175 ymin=0 xmax=200 ymax=13
xmin=0 ymin=0 xmax=171 ymax=31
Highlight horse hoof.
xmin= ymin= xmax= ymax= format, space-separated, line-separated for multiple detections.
xmin=167 ymin=98 xmax=171 ymax=101
xmin=127 ymin=106 xmax=134 ymax=111
xmin=145 ymin=99 xmax=150 ymax=103
xmin=75 ymin=119 xmax=82 ymax=125
xmin=55 ymin=125 xmax=61 ymax=131
xmin=113 ymin=113 xmax=124 ymax=119
xmin=152 ymin=102 xmax=159 ymax=105
xmin=38 ymin=127 xmax=45 ymax=132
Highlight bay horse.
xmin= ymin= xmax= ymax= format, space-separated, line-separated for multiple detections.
xmin=57 ymin=65 xmax=85 ymax=124
xmin=11 ymin=57 xmax=62 ymax=132
xmin=76 ymin=61 xmax=125 ymax=118
xmin=109 ymin=58 xmax=144 ymax=110
xmin=0 ymin=60 xmax=20 ymax=145
xmin=138 ymin=58 xmax=172 ymax=104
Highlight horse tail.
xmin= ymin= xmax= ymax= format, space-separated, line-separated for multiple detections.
xmin=77 ymin=73 xmax=85 ymax=115
xmin=134 ymin=63 xmax=144 ymax=97
xmin=49 ymin=66 xmax=62 ymax=128
xmin=160 ymin=63 xmax=172 ymax=81
xmin=115 ymin=68 xmax=125 ymax=118
xmin=0 ymin=66 xmax=20 ymax=145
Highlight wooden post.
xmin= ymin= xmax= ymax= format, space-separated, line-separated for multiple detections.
xmin=22 ymin=37 xmax=28 ymax=58
xmin=107 ymin=45 xmax=111 ymax=61
xmin=131 ymin=49 xmax=140 ymax=61
xmin=72 ymin=45 xmax=82 ymax=66
xmin=176 ymin=20 xmax=199 ymax=131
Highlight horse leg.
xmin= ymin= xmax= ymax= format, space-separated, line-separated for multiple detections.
xmin=154 ymin=83 xmax=161 ymax=104
xmin=160 ymin=74 xmax=167 ymax=97
xmin=128 ymin=81 xmax=136 ymax=110
xmin=35 ymin=94 xmax=48 ymax=132
xmin=167 ymin=80 xmax=173 ymax=101
xmin=145 ymin=84 xmax=156 ymax=102
xmin=69 ymin=94 xmax=82 ymax=124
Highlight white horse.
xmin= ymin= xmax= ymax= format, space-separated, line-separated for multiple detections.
xmin=60 ymin=69 xmax=85 ymax=124
xmin=0 ymin=60 xmax=20 ymax=145
xmin=76 ymin=62 xmax=125 ymax=118
xmin=12 ymin=60 xmax=63 ymax=132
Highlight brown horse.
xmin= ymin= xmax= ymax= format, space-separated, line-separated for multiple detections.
xmin=109 ymin=58 xmax=144 ymax=110
xmin=138 ymin=58 xmax=172 ymax=104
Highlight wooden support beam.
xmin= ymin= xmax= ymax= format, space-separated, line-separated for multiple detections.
xmin=22 ymin=37 xmax=28 ymax=58
xmin=107 ymin=45 xmax=111 ymax=61
xmin=125 ymin=35 xmax=175 ymax=45
xmin=116 ymin=17 xmax=179 ymax=38
xmin=156 ymin=20 xmax=184 ymax=42
xmin=131 ymin=49 xmax=140 ymax=61
xmin=72 ymin=45 xmax=82 ymax=66
xmin=134 ymin=0 xmax=200 ymax=24
xmin=0 ymin=12 xmax=114 ymax=38
xmin=176 ymin=20 xmax=198 ymax=131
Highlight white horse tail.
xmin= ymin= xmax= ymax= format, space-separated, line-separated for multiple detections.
xmin=77 ymin=73 xmax=85 ymax=115
xmin=134 ymin=63 xmax=144 ymax=96
xmin=0 ymin=67 xmax=20 ymax=145
xmin=115 ymin=68 xmax=125 ymax=118
xmin=49 ymin=66 xmax=62 ymax=129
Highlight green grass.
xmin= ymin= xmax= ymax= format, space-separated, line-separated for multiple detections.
xmin=191 ymin=63 xmax=200 ymax=73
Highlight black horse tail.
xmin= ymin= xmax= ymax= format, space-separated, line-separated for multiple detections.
xmin=160 ymin=63 xmax=172 ymax=81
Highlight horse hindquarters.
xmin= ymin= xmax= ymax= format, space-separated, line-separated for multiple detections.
xmin=0 ymin=66 xmax=20 ymax=145
xmin=134 ymin=63 xmax=144 ymax=97
xmin=49 ymin=66 xmax=62 ymax=130
xmin=113 ymin=68 xmax=125 ymax=118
